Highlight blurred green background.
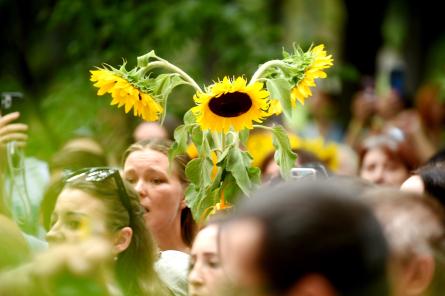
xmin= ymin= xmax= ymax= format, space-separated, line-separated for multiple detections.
xmin=1 ymin=0 xmax=444 ymax=162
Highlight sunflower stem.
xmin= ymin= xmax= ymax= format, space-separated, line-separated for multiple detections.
xmin=253 ymin=124 xmax=274 ymax=131
xmin=212 ymin=131 xmax=222 ymax=151
xmin=149 ymin=60 xmax=203 ymax=93
xmin=249 ymin=60 xmax=288 ymax=85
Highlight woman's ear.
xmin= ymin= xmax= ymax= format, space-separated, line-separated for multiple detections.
xmin=114 ymin=227 xmax=133 ymax=254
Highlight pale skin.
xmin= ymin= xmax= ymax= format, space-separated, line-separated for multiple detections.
xmin=360 ymin=148 xmax=410 ymax=187
xmin=123 ymin=149 xmax=188 ymax=252
xmin=46 ymin=188 xmax=132 ymax=254
xmin=188 ymin=225 xmax=226 ymax=296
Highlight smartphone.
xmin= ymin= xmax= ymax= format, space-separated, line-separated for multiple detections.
xmin=389 ymin=68 xmax=405 ymax=95
xmin=0 ymin=92 xmax=25 ymax=116
xmin=291 ymin=168 xmax=317 ymax=181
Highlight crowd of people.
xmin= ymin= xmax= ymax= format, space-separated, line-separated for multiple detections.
xmin=0 ymin=74 xmax=445 ymax=296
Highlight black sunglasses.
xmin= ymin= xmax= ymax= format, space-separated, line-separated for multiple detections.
xmin=64 ymin=167 xmax=133 ymax=217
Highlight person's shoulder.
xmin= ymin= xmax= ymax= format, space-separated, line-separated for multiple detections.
xmin=155 ymin=250 xmax=189 ymax=296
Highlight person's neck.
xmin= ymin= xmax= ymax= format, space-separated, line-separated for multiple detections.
xmin=153 ymin=216 xmax=189 ymax=253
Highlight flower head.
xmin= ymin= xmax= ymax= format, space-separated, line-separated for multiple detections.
xmin=90 ymin=68 xmax=163 ymax=121
xmin=291 ymin=44 xmax=333 ymax=106
xmin=192 ymin=76 xmax=271 ymax=132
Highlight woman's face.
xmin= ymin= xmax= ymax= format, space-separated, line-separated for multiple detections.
xmin=188 ymin=225 xmax=226 ymax=296
xmin=360 ymin=148 xmax=409 ymax=187
xmin=123 ymin=149 xmax=185 ymax=234
xmin=46 ymin=188 xmax=109 ymax=245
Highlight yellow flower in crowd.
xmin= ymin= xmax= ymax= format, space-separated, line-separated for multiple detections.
xmin=246 ymin=131 xmax=338 ymax=171
xmin=291 ymin=44 xmax=333 ymax=106
xmin=192 ymin=76 xmax=272 ymax=132
xmin=90 ymin=69 xmax=163 ymax=121
xmin=247 ymin=131 xmax=301 ymax=167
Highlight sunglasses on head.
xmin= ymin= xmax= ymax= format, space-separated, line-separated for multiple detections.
xmin=64 ymin=167 xmax=133 ymax=216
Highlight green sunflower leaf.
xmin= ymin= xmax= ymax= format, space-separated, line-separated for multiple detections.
xmin=225 ymin=146 xmax=258 ymax=195
xmin=185 ymin=157 xmax=213 ymax=187
xmin=271 ymin=125 xmax=297 ymax=179
xmin=239 ymin=129 xmax=250 ymax=146
xmin=221 ymin=173 xmax=241 ymax=204
xmin=183 ymin=109 xmax=196 ymax=125
xmin=185 ymin=183 xmax=221 ymax=222
xmin=266 ymin=78 xmax=293 ymax=119
xmin=168 ymin=124 xmax=190 ymax=172
xmin=137 ymin=50 xmax=157 ymax=68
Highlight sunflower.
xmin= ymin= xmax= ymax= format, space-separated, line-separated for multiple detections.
xmin=192 ymin=76 xmax=271 ymax=132
xmin=291 ymin=44 xmax=333 ymax=106
xmin=90 ymin=69 xmax=163 ymax=121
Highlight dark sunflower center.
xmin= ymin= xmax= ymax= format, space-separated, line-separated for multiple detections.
xmin=208 ymin=92 xmax=252 ymax=117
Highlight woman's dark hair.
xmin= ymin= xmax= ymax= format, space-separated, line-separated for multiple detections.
xmin=226 ymin=180 xmax=389 ymax=296
xmin=65 ymin=170 xmax=166 ymax=295
xmin=122 ymin=139 xmax=197 ymax=247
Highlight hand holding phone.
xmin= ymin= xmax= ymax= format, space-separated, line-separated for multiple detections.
xmin=1 ymin=92 xmax=24 ymax=116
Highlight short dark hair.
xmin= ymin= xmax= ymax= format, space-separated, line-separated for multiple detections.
xmin=417 ymin=164 xmax=445 ymax=207
xmin=227 ymin=180 xmax=389 ymax=296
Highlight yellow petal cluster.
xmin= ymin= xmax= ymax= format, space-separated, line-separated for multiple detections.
xmin=246 ymin=131 xmax=338 ymax=171
xmin=192 ymin=76 xmax=271 ymax=132
xmin=90 ymin=69 xmax=163 ymax=121
xmin=291 ymin=44 xmax=333 ymax=106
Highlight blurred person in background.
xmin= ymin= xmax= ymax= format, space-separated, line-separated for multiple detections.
xmin=335 ymin=143 xmax=360 ymax=176
xmin=188 ymin=221 xmax=227 ymax=296
xmin=364 ymin=189 xmax=445 ymax=296
xmin=123 ymin=139 xmax=197 ymax=296
xmin=299 ymin=89 xmax=344 ymax=143
xmin=133 ymin=121 xmax=169 ymax=143
xmin=346 ymin=76 xmax=407 ymax=149
xmin=0 ymin=111 xmax=50 ymax=245
xmin=415 ymin=83 xmax=445 ymax=149
xmin=39 ymin=136 xmax=108 ymax=234
xmin=219 ymin=181 xmax=389 ymax=296
xmin=0 ymin=167 xmax=168 ymax=295
xmin=359 ymin=132 xmax=419 ymax=187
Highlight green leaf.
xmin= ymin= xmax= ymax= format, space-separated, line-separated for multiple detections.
xmin=247 ymin=166 xmax=261 ymax=184
xmin=183 ymin=109 xmax=196 ymax=125
xmin=172 ymin=124 xmax=189 ymax=151
xmin=271 ymin=125 xmax=297 ymax=179
xmin=225 ymin=146 xmax=258 ymax=195
xmin=185 ymin=183 xmax=221 ymax=222
xmin=168 ymin=124 xmax=189 ymax=171
xmin=216 ymin=144 xmax=233 ymax=165
xmin=191 ymin=126 xmax=203 ymax=149
xmin=239 ymin=129 xmax=250 ymax=146
xmin=137 ymin=50 xmax=157 ymax=67
xmin=185 ymin=157 xmax=213 ymax=187
xmin=155 ymin=74 xmax=186 ymax=96
xmin=266 ymin=78 xmax=293 ymax=119
xmin=221 ymin=173 xmax=241 ymax=204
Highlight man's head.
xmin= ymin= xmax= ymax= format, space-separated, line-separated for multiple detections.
xmin=220 ymin=180 xmax=389 ymax=296
xmin=364 ymin=188 xmax=445 ymax=296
